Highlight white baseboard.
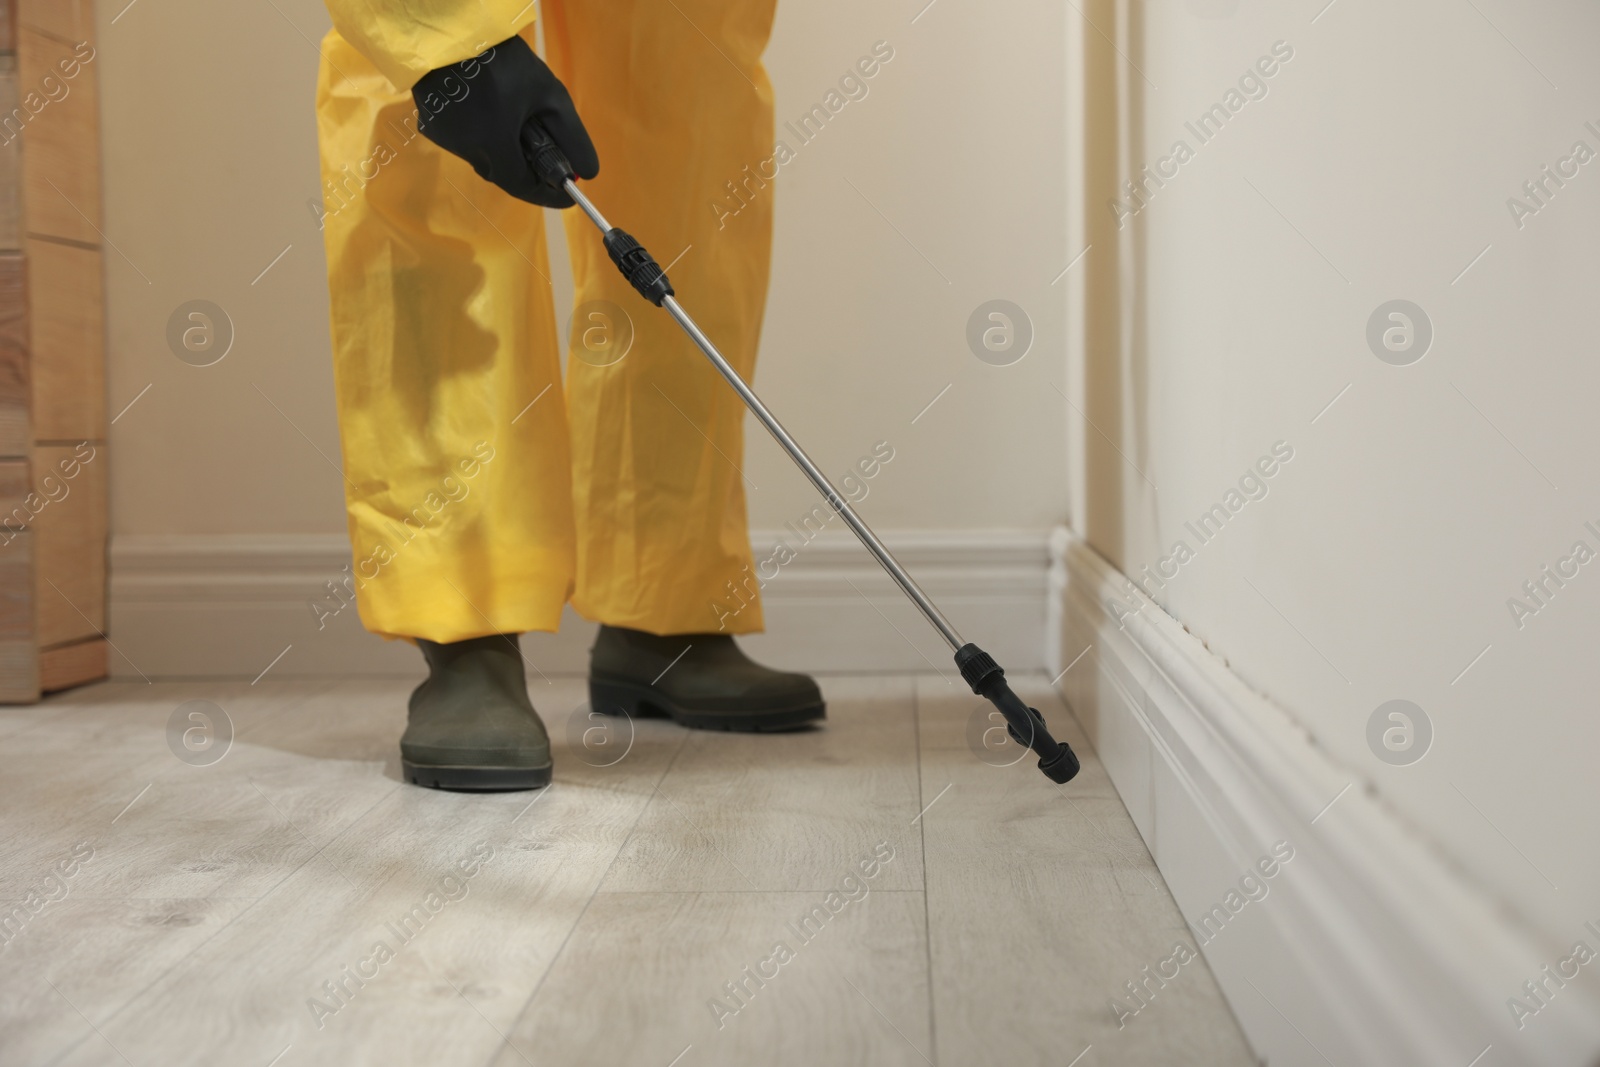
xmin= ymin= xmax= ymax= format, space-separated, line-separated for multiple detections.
xmin=107 ymin=529 xmax=1050 ymax=680
xmin=1050 ymin=528 xmax=1600 ymax=1067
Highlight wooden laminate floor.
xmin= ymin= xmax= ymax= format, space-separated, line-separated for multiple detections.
xmin=1 ymin=674 xmax=1255 ymax=1066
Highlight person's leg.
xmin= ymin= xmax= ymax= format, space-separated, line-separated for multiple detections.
xmin=546 ymin=0 xmax=823 ymax=730
xmin=544 ymin=0 xmax=777 ymax=637
xmin=316 ymin=30 xmax=567 ymax=787
xmin=318 ymin=28 xmax=574 ymax=644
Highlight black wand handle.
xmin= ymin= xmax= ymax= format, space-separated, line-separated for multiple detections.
xmin=957 ymin=644 xmax=1080 ymax=783
xmin=521 ymin=121 xmax=576 ymax=187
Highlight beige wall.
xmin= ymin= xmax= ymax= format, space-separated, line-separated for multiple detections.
xmin=96 ymin=0 xmax=1070 ymax=541
xmin=1072 ymin=0 xmax=1600 ymax=966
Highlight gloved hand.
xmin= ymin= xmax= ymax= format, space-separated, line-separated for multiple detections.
xmin=412 ymin=35 xmax=598 ymax=208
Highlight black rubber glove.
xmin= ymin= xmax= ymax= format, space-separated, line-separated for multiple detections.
xmin=412 ymin=35 xmax=598 ymax=208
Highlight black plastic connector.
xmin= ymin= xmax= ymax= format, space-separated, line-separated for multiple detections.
xmin=522 ymin=122 xmax=674 ymax=305
xmin=522 ymin=122 xmax=575 ymax=189
xmin=955 ymin=642 xmax=1080 ymax=784
xmin=604 ymin=228 xmax=675 ymax=307
xmin=956 ymin=644 xmax=1002 ymax=690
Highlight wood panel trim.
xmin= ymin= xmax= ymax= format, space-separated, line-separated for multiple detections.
xmin=39 ymin=632 xmax=104 ymax=691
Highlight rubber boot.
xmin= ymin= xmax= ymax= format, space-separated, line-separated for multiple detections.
xmin=588 ymin=625 xmax=825 ymax=731
xmin=401 ymin=634 xmax=552 ymax=791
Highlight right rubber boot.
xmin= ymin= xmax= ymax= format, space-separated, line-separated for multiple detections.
xmin=401 ymin=634 xmax=552 ymax=792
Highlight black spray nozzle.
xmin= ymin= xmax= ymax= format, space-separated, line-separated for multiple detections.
xmin=956 ymin=643 xmax=1080 ymax=784
xmin=521 ymin=122 xmax=575 ymax=190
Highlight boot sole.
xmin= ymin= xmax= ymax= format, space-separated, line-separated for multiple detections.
xmin=401 ymin=760 xmax=552 ymax=792
xmin=589 ymin=678 xmax=825 ymax=733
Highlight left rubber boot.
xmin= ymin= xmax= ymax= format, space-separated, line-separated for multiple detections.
xmin=402 ymin=634 xmax=552 ymax=791
xmin=588 ymin=625 xmax=825 ymax=732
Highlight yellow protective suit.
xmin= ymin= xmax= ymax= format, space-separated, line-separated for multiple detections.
xmin=315 ymin=0 xmax=777 ymax=643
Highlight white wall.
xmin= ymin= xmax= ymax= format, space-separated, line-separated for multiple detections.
xmin=1070 ymin=0 xmax=1600 ymax=1053
xmin=94 ymin=0 xmax=1069 ymax=540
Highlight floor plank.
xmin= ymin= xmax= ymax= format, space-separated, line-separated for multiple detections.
xmin=915 ymin=675 xmax=1256 ymax=1066
xmin=2 ymin=673 xmax=1254 ymax=1067
xmin=492 ymin=889 xmax=932 ymax=1067
xmin=600 ymin=676 xmax=924 ymax=893
xmin=0 ymin=681 xmax=340 ymax=899
xmin=2 ymin=898 xmax=252 ymax=1062
xmin=23 ymin=679 xmax=687 ymax=1067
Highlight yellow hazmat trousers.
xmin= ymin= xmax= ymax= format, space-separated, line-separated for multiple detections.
xmin=315 ymin=0 xmax=776 ymax=643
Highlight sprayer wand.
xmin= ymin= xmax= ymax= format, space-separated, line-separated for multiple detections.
xmin=523 ymin=125 xmax=1079 ymax=784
